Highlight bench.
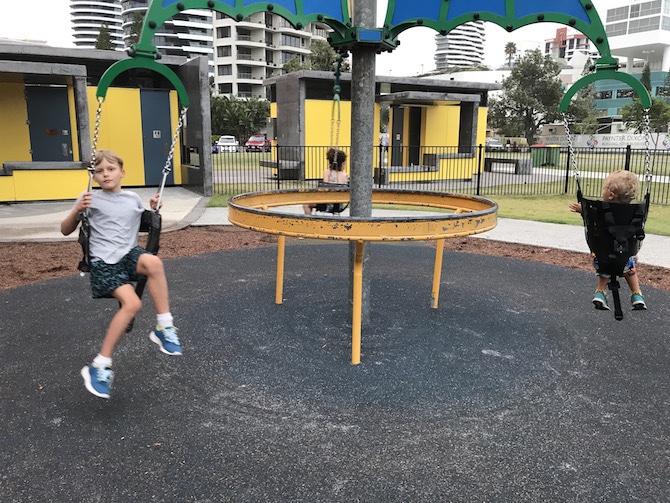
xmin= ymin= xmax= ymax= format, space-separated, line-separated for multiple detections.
xmin=484 ymin=157 xmax=532 ymax=175
xmin=259 ymin=159 xmax=302 ymax=180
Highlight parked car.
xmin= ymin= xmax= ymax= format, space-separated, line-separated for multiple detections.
xmin=245 ymin=134 xmax=272 ymax=152
xmin=485 ymin=138 xmax=505 ymax=151
xmin=216 ymin=135 xmax=240 ymax=153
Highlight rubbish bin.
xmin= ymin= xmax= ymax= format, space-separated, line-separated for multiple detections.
xmin=530 ymin=144 xmax=548 ymax=167
xmin=374 ymin=167 xmax=387 ymax=184
xmin=546 ymin=144 xmax=561 ymax=166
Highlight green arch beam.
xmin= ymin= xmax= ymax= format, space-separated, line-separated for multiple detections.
xmin=559 ymin=69 xmax=652 ymax=112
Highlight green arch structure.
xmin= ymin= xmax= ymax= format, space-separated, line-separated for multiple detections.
xmin=97 ymin=56 xmax=190 ymax=106
xmin=96 ymin=0 xmax=651 ymax=115
xmin=559 ymin=69 xmax=652 ymax=112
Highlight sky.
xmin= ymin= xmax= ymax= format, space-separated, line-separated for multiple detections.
xmin=0 ymin=0 xmax=608 ymax=75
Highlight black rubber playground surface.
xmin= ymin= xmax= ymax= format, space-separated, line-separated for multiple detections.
xmin=3 ymin=242 xmax=670 ymax=501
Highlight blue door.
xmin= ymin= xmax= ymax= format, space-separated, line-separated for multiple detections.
xmin=25 ymin=86 xmax=73 ymax=162
xmin=140 ymin=90 xmax=174 ymax=186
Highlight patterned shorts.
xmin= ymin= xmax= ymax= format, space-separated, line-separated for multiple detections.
xmin=593 ymin=254 xmax=636 ymax=279
xmin=90 ymin=246 xmax=150 ymax=298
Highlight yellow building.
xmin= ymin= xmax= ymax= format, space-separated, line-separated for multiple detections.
xmin=264 ymin=71 xmax=500 ymax=183
xmin=0 ymin=43 xmax=211 ymax=203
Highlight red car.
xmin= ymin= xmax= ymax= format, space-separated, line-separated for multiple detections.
xmin=245 ymin=134 xmax=272 ymax=152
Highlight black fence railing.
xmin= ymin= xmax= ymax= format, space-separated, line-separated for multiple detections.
xmin=210 ymin=145 xmax=670 ymax=205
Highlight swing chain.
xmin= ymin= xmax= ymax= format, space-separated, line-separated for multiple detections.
xmin=330 ymin=54 xmax=343 ymax=151
xmin=642 ymin=108 xmax=653 ymax=187
xmin=155 ymin=106 xmax=188 ymax=212
xmin=562 ymin=113 xmax=580 ymax=186
xmin=88 ymin=97 xmax=105 ymax=191
xmin=162 ymin=106 xmax=188 ymax=176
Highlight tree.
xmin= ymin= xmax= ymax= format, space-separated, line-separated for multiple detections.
xmin=128 ymin=12 xmax=144 ymax=47
xmin=564 ymin=58 xmax=598 ymax=134
xmin=622 ymin=96 xmax=670 ymax=147
xmin=282 ymin=39 xmax=351 ymax=74
xmin=210 ymin=95 xmax=270 ymax=142
xmin=283 ymin=56 xmax=308 ymax=73
xmin=487 ymin=49 xmax=564 ymax=144
xmin=504 ymin=42 xmax=517 ymax=67
xmin=641 ymin=63 xmax=652 ymax=92
xmin=308 ymin=39 xmax=350 ymax=72
xmin=95 ymin=24 xmax=114 ymax=50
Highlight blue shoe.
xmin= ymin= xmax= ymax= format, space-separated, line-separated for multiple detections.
xmin=593 ymin=291 xmax=610 ymax=310
xmin=150 ymin=325 xmax=182 ymax=355
xmin=631 ymin=292 xmax=647 ymax=310
xmin=81 ymin=364 xmax=114 ymax=399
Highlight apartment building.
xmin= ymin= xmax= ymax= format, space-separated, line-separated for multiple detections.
xmin=72 ymin=0 xmax=213 ymax=73
xmin=543 ymin=27 xmax=599 ymax=62
xmin=212 ymin=12 xmax=329 ymax=98
xmin=433 ymin=21 xmax=485 ymax=70
xmin=72 ymin=0 xmax=124 ymax=49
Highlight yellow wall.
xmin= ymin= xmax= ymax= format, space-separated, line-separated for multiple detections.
xmin=85 ymin=87 xmax=182 ymax=186
xmin=0 ymin=82 xmax=31 ymax=164
xmin=169 ymin=91 xmax=182 ymax=184
xmin=12 ymin=170 xmax=89 ymax=201
xmin=386 ymin=104 xmax=491 ymax=182
xmin=87 ymin=87 xmax=145 ymax=186
xmin=1 ymin=84 xmax=182 ymax=202
xmin=302 ymin=99 xmax=380 ymax=179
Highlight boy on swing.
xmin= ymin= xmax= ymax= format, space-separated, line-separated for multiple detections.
xmin=61 ymin=150 xmax=181 ymax=399
xmin=569 ymin=169 xmax=647 ymax=311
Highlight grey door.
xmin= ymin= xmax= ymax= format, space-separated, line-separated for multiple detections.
xmin=140 ymin=89 xmax=174 ymax=186
xmin=25 ymin=86 xmax=73 ymax=162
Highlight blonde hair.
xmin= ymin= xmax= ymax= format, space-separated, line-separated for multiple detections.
xmin=603 ymin=170 xmax=639 ymax=203
xmin=94 ymin=149 xmax=124 ymax=169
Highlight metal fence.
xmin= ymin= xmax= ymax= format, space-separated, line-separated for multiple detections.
xmin=211 ymin=145 xmax=670 ymax=205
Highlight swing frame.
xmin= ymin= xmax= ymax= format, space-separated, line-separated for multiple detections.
xmin=561 ymin=70 xmax=652 ymax=320
xmin=77 ymin=62 xmax=188 ymax=332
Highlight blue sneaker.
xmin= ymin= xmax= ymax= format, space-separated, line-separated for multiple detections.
xmin=150 ymin=326 xmax=182 ymax=355
xmin=631 ymin=292 xmax=647 ymax=310
xmin=593 ymin=290 xmax=610 ymax=310
xmin=81 ymin=364 xmax=114 ymax=399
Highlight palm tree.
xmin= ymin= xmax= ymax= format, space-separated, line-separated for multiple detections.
xmin=504 ymin=42 xmax=517 ymax=67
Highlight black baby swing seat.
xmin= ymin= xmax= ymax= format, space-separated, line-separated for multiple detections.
xmin=578 ymin=191 xmax=649 ymax=320
xmin=315 ymin=181 xmax=349 ymax=214
xmin=579 ymin=193 xmax=648 ymax=278
xmin=77 ymin=209 xmax=162 ymax=275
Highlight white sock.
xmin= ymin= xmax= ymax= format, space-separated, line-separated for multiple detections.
xmin=92 ymin=354 xmax=112 ymax=368
xmin=157 ymin=312 xmax=173 ymax=328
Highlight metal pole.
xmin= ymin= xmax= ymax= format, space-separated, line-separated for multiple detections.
xmin=349 ymin=0 xmax=376 ymax=326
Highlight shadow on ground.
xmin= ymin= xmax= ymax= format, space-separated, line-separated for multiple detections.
xmin=3 ymin=243 xmax=669 ymax=501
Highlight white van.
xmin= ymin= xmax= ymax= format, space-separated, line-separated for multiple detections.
xmin=216 ymin=135 xmax=240 ymax=153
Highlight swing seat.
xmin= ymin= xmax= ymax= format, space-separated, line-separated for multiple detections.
xmin=315 ymin=181 xmax=349 ymax=214
xmin=580 ymin=196 xmax=648 ymax=279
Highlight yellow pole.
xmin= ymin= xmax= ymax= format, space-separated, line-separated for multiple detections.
xmin=431 ymin=238 xmax=445 ymax=309
xmin=351 ymin=240 xmax=364 ymax=365
xmin=275 ymin=235 xmax=285 ymax=304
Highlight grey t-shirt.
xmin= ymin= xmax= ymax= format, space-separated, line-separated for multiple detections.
xmin=78 ymin=190 xmax=145 ymax=264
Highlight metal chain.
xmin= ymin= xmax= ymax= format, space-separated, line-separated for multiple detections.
xmin=642 ymin=108 xmax=653 ymax=192
xmin=88 ymin=97 xmax=105 ymax=191
xmin=330 ymin=55 xmax=342 ymax=151
xmin=155 ymin=106 xmax=188 ymax=212
xmin=562 ymin=112 xmax=580 ymax=186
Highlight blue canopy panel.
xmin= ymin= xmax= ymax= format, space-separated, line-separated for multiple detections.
xmin=385 ymin=0 xmax=611 ymax=60
xmin=158 ymin=0 xmax=348 ymax=26
xmin=136 ymin=0 xmax=350 ymax=54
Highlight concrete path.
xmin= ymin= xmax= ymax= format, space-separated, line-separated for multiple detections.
xmin=1 ymin=186 xmax=668 ymax=268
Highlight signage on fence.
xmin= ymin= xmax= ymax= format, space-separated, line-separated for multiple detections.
xmin=540 ymin=133 xmax=670 ymax=150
